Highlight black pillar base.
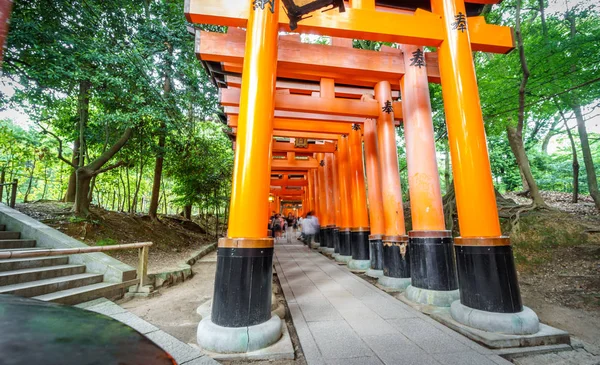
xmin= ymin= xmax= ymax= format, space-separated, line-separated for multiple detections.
xmin=319 ymin=227 xmax=328 ymax=248
xmin=455 ymin=237 xmax=523 ymax=313
xmin=314 ymin=227 xmax=321 ymax=244
xmin=333 ymin=228 xmax=340 ymax=253
xmin=326 ymin=226 xmax=335 ymax=249
xmin=350 ymin=229 xmax=370 ymax=260
xmin=212 ymin=242 xmax=273 ymax=327
xmin=382 ymin=235 xmax=410 ymax=278
xmin=339 ymin=229 xmax=352 ymax=256
xmin=409 ymin=231 xmax=458 ymax=291
xmin=368 ymin=235 xmax=383 ymax=270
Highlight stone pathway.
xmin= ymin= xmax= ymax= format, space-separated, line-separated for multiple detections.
xmin=273 ymin=241 xmax=513 ymax=365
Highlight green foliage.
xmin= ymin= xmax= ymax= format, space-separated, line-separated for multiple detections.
xmin=0 ymin=0 xmax=230 ymax=216
xmin=96 ymin=238 xmax=118 ymax=246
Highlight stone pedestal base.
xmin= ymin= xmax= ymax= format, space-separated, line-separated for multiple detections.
xmin=377 ymin=275 xmax=411 ymax=291
xmin=405 ymin=285 xmax=459 ymax=307
xmin=365 ymin=268 xmax=384 ymax=278
xmin=450 ymin=301 xmax=540 ymax=335
xmin=197 ymin=315 xmax=282 ymax=353
xmin=335 ymin=254 xmax=352 ymax=264
xmin=348 ymin=259 xmax=370 ymax=272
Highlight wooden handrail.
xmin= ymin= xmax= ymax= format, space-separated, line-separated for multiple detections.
xmin=0 ymin=241 xmax=153 ymax=259
xmin=0 ymin=241 xmax=153 ymax=289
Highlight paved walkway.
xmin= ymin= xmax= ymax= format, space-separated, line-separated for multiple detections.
xmin=273 ymin=240 xmax=512 ymax=365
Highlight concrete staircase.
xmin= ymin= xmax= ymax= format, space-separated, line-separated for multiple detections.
xmin=0 ymin=224 xmax=136 ymax=305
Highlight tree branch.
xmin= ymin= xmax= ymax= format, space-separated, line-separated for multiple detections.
xmin=92 ymin=161 xmax=126 ymax=176
xmin=87 ymin=127 xmax=133 ymax=171
xmin=35 ymin=122 xmax=78 ymax=169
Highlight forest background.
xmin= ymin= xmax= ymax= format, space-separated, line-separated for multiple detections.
xmin=0 ymin=0 xmax=599 ymax=223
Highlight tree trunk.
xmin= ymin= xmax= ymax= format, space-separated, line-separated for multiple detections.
xmin=573 ymin=104 xmax=600 ymax=210
xmin=541 ymin=117 xmax=560 ymax=154
xmin=149 ymin=43 xmax=172 ymax=220
xmin=444 ymin=140 xmax=451 ymax=193
xmin=507 ymin=126 xmax=545 ymax=206
xmin=74 ymin=168 xmax=93 ymax=216
xmin=23 ymin=160 xmax=36 ymax=203
xmin=512 ymin=0 xmax=546 ymax=207
xmin=149 ymin=122 xmax=166 ymax=219
xmin=73 ymin=127 xmax=133 ymax=215
xmin=557 ymin=109 xmax=580 ymax=203
xmin=184 ymin=205 xmax=192 ymax=220
xmin=64 ymin=139 xmax=80 ymax=202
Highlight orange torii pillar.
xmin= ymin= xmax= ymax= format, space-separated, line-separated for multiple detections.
xmin=319 ymin=78 xmax=337 ymax=254
xmin=316 ymin=152 xmax=329 ymax=248
xmin=320 ymin=152 xmax=337 ymax=254
xmin=310 ymin=168 xmax=321 ymax=246
xmin=331 ymin=152 xmax=342 ymax=256
xmin=363 ymin=118 xmax=386 ymax=278
xmin=401 ymin=44 xmax=459 ymax=307
xmin=197 ymin=0 xmax=283 ymax=354
xmin=335 ymin=134 xmax=354 ymax=263
xmin=432 ymin=0 xmax=539 ymax=333
xmin=307 ymin=172 xmax=315 ymax=215
xmin=375 ymin=81 xmax=411 ymax=290
xmin=347 ymin=124 xmax=371 ymax=271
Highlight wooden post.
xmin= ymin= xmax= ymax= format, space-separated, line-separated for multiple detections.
xmin=431 ymin=0 xmax=534 ymax=329
xmin=137 ymin=245 xmax=149 ymax=288
xmin=375 ymin=81 xmax=410 ymax=289
xmin=363 ymin=118 xmax=385 ymax=277
xmin=0 ymin=169 xmax=4 ymax=203
xmin=10 ymin=179 xmax=17 ymax=208
xmin=201 ymin=0 xmax=284 ymax=352
xmin=400 ymin=44 xmax=458 ymax=305
xmin=347 ymin=126 xmax=370 ymax=271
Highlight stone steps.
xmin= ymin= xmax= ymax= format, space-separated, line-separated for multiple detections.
xmin=0 ymin=239 xmax=36 ymax=249
xmin=0 ymin=264 xmax=87 ymax=286
xmin=0 ymin=256 xmax=70 ymax=272
xmin=0 ymin=273 xmax=105 ymax=297
xmin=34 ymin=280 xmax=138 ymax=305
xmin=0 ymin=216 xmax=136 ymax=305
xmin=0 ymin=231 xmax=20 ymax=239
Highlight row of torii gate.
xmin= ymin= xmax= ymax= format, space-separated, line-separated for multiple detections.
xmin=186 ymin=0 xmax=542 ymax=354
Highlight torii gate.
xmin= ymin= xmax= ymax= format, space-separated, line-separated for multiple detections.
xmin=187 ymin=0 xmax=540 ymax=354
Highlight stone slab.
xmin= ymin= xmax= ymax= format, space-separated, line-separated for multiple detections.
xmin=78 ymin=299 xmax=220 ymax=365
xmin=199 ymin=318 xmax=295 ymax=361
xmin=430 ymin=308 xmax=571 ymax=349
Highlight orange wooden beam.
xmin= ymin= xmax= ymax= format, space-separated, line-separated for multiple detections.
xmin=221 ymin=88 xmax=380 ymax=118
xmin=272 ymin=141 xmax=336 ymax=153
xmin=228 ymin=116 xmax=352 ymax=134
xmin=271 ymin=158 xmax=319 ymax=170
xmin=224 ymin=106 xmax=367 ymax=123
xmin=271 ymin=189 xmax=304 ymax=196
xmin=272 ymin=130 xmax=341 ymax=140
xmin=225 ymin=76 xmax=401 ymax=99
xmin=185 ymin=0 xmax=514 ymax=53
xmin=270 ymin=179 xmax=308 ymax=187
xmin=230 ymin=127 xmax=340 ymax=141
xmin=197 ymin=30 xmax=441 ymax=84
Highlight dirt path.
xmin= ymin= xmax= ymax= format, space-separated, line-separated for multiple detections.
xmin=120 ymin=253 xmax=217 ymax=344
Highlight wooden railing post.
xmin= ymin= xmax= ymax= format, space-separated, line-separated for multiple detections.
xmin=0 ymin=170 xmax=5 ymax=203
xmin=10 ymin=179 xmax=17 ymax=208
xmin=137 ymin=245 xmax=149 ymax=288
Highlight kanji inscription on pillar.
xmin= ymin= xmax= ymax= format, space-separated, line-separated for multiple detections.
xmin=319 ymin=160 xmax=325 ymax=167
xmin=351 ymin=124 xmax=361 ymax=131
xmin=381 ymin=101 xmax=393 ymax=114
xmin=409 ymin=49 xmax=425 ymax=68
xmin=452 ymin=12 xmax=467 ymax=32
xmin=252 ymin=0 xmax=275 ymax=13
